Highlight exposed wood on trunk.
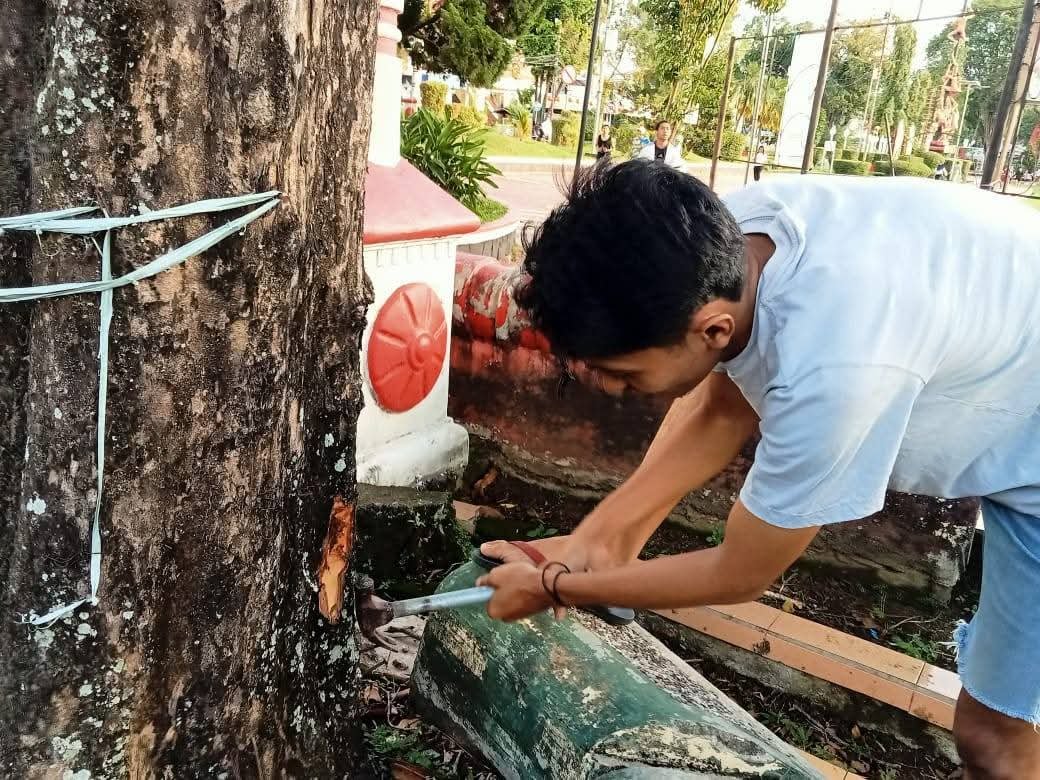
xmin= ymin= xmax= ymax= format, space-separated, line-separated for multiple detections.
xmin=0 ymin=1 xmax=376 ymax=776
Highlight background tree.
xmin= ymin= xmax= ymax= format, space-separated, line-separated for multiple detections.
xmin=925 ymin=0 xmax=1023 ymax=148
xmin=0 ymin=0 xmax=374 ymax=775
xmin=401 ymin=0 xmax=545 ymax=86
xmin=876 ymin=24 xmax=916 ymax=128
xmin=634 ymin=0 xmax=786 ymax=124
xmin=824 ymin=25 xmax=885 ymax=133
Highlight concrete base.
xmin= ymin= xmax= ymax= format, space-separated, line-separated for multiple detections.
xmin=355 ymin=418 xmax=469 ymax=488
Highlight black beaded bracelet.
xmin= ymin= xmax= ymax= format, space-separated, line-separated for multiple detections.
xmin=540 ymin=561 xmax=570 ymax=606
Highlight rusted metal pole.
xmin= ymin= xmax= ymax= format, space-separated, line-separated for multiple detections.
xmin=981 ymin=0 xmax=1038 ymax=189
xmin=802 ymin=0 xmax=840 ymax=174
xmin=710 ymin=37 xmax=738 ymax=191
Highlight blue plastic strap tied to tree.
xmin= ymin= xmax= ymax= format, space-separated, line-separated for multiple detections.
xmin=0 ymin=191 xmax=281 ymax=626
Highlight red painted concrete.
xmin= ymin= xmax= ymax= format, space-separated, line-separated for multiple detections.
xmin=364 ymin=161 xmax=480 ymax=245
xmin=368 ymin=283 xmax=447 ymax=412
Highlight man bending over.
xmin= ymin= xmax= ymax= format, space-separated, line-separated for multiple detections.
xmin=477 ymin=160 xmax=1040 ymax=778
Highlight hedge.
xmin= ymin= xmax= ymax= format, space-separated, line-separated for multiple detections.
xmin=874 ymin=159 xmax=932 ymax=177
xmin=551 ymin=113 xmax=580 ymax=147
xmin=833 ymin=159 xmax=872 ymax=176
xmin=921 ymin=150 xmax=945 ymax=169
xmin=449 ymin=104 xmax=486 ymax=130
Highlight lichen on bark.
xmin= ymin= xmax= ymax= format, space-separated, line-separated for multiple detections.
xmin=0 ymin=1 xmax=377 ymax=776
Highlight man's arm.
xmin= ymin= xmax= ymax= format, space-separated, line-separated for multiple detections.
xmin=571 ymin=371 xmax=758 ymax=564
xmin=478 ymin=500 xmax=819 ymax=619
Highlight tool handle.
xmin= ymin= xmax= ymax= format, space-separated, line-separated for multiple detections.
xmin=391 ymin=586 xmax=494 ymax=619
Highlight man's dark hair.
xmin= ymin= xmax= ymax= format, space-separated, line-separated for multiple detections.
xmin=517 ymin=160 xmax=746 ymax=359
xmin=654 ymin=119 xmax=671 ymax=130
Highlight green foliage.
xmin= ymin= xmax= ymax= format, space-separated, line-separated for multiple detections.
xmin=420 ymin=81 xmax=448 ymax=114
xmin=706 ymin=524 xmax=724 ymax=547
xmin=507 ymin=101 xmax=533 ymax=138
xmin=551 ymin=112 xmax=580 ymax=147
xmin=876 ymin=24 xmax=916 ymax=123
xmin=365 ymin=724 xmax=459 ymax=778
xmin=903 ymin=69 xmax=935 ymax=141
xmin=833 ymin=159 xmax=872 ymax=176
xmin=469 ymin=196 xmax=508 ymax=223
xmin=518 ymin=0 xmax=595 ymax=66
xmin=516 ymin=87 xmax=534 ymax=108
xmin=612 ymin=119 xmax=641 ymax=158
xmin=1021 ymin=148 xmax=1037 ymax=174
xmin=400 ymin=109 xmax=501 ymax=211
xmin=890 ymin=633 xmax=942 ymax=664
xmin=685 ymin=125 xmax=742 ymax=160
xmin=401 ymin=0 xmax=542 ymax=87
xmin=874 ymin=158 xmax=932 ymax=177
xmin=525 ymin=522 xmax=560 ymax=539
xmin=449 ymin=103 xmax=487 ymax=130
xmin=825 ymin=26 xmax=885 ymax=128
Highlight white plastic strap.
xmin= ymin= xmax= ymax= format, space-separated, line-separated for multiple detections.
xmin=2 ymin=192 xmax=280 ymax=626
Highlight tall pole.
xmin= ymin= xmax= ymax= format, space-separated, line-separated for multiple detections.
xmin=802 ymin=0 xmax=840 ymax=174
xmin=999 ymin=11 xmax=1040 ymax=191
xmin=593 ymin=0 xmax=614 ymax=143
xmin=575 ymin=0 xmax=605 ymax=178
xmin=744 ymin=14 xmax=774 ymax=185
xmin=981 ymin=0 xmax=1038 ymax=189
xmin=710 ymin=37 xmax=738 ymax=190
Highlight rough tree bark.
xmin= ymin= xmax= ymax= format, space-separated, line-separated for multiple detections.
xmin=0 ymin=1 xmax=376 ymax=776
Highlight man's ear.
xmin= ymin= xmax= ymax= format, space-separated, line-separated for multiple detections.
xmin=688 ymin=305 xmax=736 ymax=352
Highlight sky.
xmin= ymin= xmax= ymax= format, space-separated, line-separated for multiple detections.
xmin=734 ymin=0 xmax=976 ymax=69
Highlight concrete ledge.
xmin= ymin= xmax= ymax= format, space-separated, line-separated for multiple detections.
xmin=356 ymin=419 xmax=469 ymax=487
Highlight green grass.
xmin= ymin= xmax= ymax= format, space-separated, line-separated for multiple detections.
xmin=481 ymin=132 xmax=577 ymax=159
xmin=469 ymin=196 xmax=508 ymax=223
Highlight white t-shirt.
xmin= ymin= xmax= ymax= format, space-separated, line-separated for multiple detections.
xmin=718 ymin=176 xmax=1040 ymax=527
xmin=637 ymin=142 xmax=685 ymax=169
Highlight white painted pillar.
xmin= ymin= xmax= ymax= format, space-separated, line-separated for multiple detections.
xmin=370 ymin=0 xmax=404 ymax=167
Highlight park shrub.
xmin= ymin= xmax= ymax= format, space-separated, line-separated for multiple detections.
xmin=686 ymin=125 xmax=743 ymax=160
xmin=840 ymin=150 xmax=857 ymax=162
xmin=506 ymin=101 xmax=532 ymax=138
xmin=400 ymin=109 xmax=500 ymax=211
xmin=551 ymin=112 xmax=580 ymax=147
xmin=612 ymin=120 xmax=639 ymax=158
xmin=420 ymin=81 xmax=448 ymax=114
xmin=874 ymin=158 xmax=932 ymax=177
xmin=450 ymin=104 xmax=487 ymax=130
xmin=833 ymin=159 xmax=872 ymax=176
xmin=921 ymin=150 xmax=945 ymax=169
xmin=908 ymin=155 xmax=926 ymax=168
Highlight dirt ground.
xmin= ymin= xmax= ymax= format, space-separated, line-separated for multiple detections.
xmin=460 ymin=467 xmax=981 ymax=673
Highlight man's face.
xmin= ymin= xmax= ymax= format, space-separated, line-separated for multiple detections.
xmin=586 ymin=305 xmax=738 ymax=398
xmin=656 ymin=123 xmax=671 ymax=144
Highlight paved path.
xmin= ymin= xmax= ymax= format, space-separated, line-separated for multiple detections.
xmin=488 ymin=160 xmax=764 ymax=228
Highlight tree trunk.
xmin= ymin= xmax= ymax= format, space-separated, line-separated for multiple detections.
xmin=0 ymin=1 xmax=376 ymax=777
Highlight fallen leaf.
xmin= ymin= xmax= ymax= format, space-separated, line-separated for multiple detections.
xmin=851 ymin=760 xmax=869 ymax=773
xmin=390 ymin=760 xmax=431 ymax=780
xmin=850 ymin=724 xmax=862 ymax=739
xmin=363 ymin=683 xmax=383 ymax=703
xmin=473 ymin=467 xmax=498 ymax=496
xmin=500 ymin=502 xmax=516 ymax=509
xmin=396 ymin=717 xmax=421 ymax=730
xmin=859 ymin=615 xmax=880 ymax=631
xmin=781 ymin=598 xmax=796 ymax=614
xmin=473 ymin=506 xmax=504 ymax=520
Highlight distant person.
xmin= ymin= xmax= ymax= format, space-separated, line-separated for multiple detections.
xmin=637 ymin=120 xmax=684 ymax=169
xmin=596 ymin=125 xmax=613 ymax=160
xmin=934 ymin=161 xmax=947 ymax=180
xmin=539 ymin=116 xmax=552 ymax=143
xmin=753 ymin=144 xmax=768 ymax=182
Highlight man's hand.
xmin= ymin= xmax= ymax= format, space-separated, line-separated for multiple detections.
xmin=476 ymin=562 xmax=553 ymax=621
xmin=479 ymin=536 xmax=624 ymax=618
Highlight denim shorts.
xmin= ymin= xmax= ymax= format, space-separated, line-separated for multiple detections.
xmin=954 ymin=497 xmax=1040 ymax=724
